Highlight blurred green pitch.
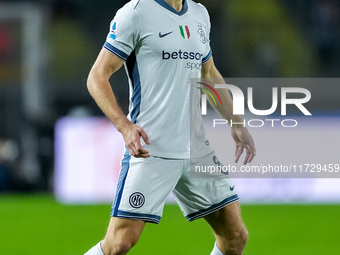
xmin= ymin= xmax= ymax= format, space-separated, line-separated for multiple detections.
xmin=0 ymin=195 xmax=339 ymax=254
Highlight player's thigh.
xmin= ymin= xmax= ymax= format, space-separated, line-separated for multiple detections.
xmin=204 ymin=201 xmax=247 ymax=239
xmin=112 ymin=155 xmax=183 ymax=223
xmin=173 ymin=152 xmax=238 ymax=221
xmin=102 ymin=217 xmax=145 ymax=248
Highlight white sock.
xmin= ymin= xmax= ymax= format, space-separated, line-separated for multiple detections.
xmin=84 ymin=242 xmax=104 ymax=255
xmin=210 ymin=242 xmax=224 ymax=255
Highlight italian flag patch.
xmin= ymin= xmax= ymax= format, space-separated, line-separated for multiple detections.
xmin=179 ymin=25 xmax=190 ymax=39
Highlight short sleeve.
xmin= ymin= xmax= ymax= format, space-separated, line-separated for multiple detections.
xmin=201 ymin=6 xmax=212 ymax=64
xmin=103 ymin=3 xmax=141 ymax=61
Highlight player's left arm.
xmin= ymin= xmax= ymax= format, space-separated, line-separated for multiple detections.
xmin=201 ymin=57 xmax=256 ymax=164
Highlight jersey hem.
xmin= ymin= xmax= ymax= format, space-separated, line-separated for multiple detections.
xmin=202 ymin=49 xmax=212 ymax=64
xmin=103 ymin=42 xmax=129 ymax=61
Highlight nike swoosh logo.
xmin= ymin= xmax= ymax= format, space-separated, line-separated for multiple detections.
xmin=230 ymin=185 xmax=235 ymax=191
xmin=159 ymin=31 xmax=173 ymax=38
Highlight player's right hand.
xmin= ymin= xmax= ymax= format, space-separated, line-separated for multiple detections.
xmin=121 ymin=123 xmax=151 ymax=158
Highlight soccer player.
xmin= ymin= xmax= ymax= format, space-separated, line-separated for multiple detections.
xmin=85 ymin=0 xmax=256 ymax=254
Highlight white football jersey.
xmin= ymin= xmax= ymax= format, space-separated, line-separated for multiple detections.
xmin=104 ymin=0 xmax=213 ymax=158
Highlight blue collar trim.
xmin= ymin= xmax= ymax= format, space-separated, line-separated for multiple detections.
xmin=154 ymin=0 xmax=188 ymax=16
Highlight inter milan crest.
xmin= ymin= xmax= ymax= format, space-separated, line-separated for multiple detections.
xmin=129 ymin=192 xmax=145 ymax=208
xmin=197 ymin=25 xmax=206 ymax=44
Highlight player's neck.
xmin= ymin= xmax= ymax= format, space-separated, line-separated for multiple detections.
xmin=164 ymin=0 xmax=184 ymax=12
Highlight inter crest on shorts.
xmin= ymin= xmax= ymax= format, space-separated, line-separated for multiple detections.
xmin=179 ymin=25 xmax=190 ymax=39
xmin=129 ymin=192 xmax=145 ymax=208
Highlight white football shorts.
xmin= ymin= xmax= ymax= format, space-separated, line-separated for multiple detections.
xmin=111 ymin=150 xmax=239 ymax=223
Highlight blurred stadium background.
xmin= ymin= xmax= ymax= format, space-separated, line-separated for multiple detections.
xmin=0 ymin=0 xmax=340 ymax=254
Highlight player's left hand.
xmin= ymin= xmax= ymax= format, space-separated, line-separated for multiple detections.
xmin=231 ymin=127 xmax=256 ymax=165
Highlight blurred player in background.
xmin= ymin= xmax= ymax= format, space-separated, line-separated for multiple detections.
xmin=85 ymin=0 xmax=256 ymax=254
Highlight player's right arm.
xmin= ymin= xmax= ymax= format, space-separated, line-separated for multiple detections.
xmin=87 ymin=49 xmax=150 ymax=158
